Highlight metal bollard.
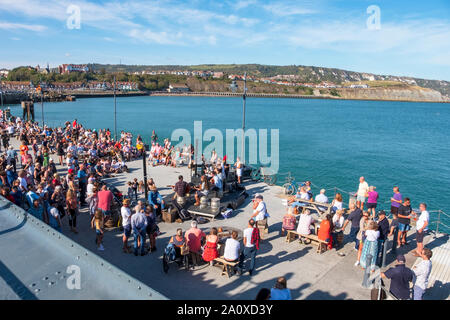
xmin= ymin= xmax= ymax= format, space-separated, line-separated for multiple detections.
xmin=381 ymin=240 xmax=388 ymax=268
xmin=362 ymin=254 xmax=373 ymax=288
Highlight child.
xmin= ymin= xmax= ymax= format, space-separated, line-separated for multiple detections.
xmin=138 ymin=180 xmax=144 ymax=194
xmin=127 ymin=181 xmax=134 ymax=200
xmin=132 ymin=178 xmax=138 ymax=201
xmin=91 ymin=209 xmax=104 ymax=251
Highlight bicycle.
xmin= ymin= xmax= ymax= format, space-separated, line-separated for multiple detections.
xmin=250 ymin=166 xmax=277 ymax=186
xmin=282 ymin=172 xmax=306 ymax=195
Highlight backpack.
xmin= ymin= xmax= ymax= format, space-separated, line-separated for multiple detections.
xmin=164 ymin=243 xmax=177 ymax=262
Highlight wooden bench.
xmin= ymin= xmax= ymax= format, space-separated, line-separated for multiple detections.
xmin=285 ymin=230 xmax=329 ymax=254
xmin=213 ymin=256 xmax=239 ymax=278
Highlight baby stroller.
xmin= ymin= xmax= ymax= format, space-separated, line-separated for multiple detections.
xmin=162 ymin=243 xmax=189 ymax=273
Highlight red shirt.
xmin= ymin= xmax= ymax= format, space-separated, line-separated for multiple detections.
xmin=97 ymin=190 xmax=113 ymax=211
xmin=185 ymin=228 xmax=206 ymax=253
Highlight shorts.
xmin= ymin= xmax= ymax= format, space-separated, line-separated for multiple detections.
xmin=123 ymin=224 xmax=132 ymax=237
xmin=398 ymin=223 xmax=411 ymax=232
xmin=236 ymin=168 xmax=242 ymax=177
xmin=357 ymin=195 xmax=366 ymax=203
xmin=367 ymin=203 xmax=377 ymax=209
xmin=416 ymin=230 xmax=424 ymax=243
xmin=391 ymin=206 xmax=399 ymax=215
xmin=96 ymin=229 xmax=102 ymax=236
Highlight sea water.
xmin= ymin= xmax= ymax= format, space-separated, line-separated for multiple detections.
xmin=8 ymin=96 xmax=450 ymax=230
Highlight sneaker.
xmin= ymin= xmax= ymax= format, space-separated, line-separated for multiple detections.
xmin=354 ymin=261 xmax=360 ymax=266
xmin=98 ymin=244 xmax=105 ymax=251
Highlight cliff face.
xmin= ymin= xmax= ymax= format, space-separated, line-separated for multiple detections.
xmin=337 ymin=86 xmax=447 ymax=102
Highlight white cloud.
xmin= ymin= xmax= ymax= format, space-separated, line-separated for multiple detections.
xmin=233 ymin=0 xmax=258 ymax=10
xmin=0 ymin=21 xmax=47 ymax=32
xmin=263 ymin=3 xmax=316 ymax=16
xmin=11 ymin=37 xmax=21 ymax=40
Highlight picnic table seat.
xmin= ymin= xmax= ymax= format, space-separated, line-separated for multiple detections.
xmin=285 ymin=230 xmax=329 ymax=254
xmin=213 ymin=256 xmax=239 ymax=278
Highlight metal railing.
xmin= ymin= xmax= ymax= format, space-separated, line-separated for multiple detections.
xmin=277 ymin=171 xmax=449 ymax=235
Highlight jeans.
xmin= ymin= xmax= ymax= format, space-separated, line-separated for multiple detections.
xmin=239 ymin=246 xmax=257 ymax=273
xmin=133 ymin=228 xmax=146 ymax=255
xmin=413 ymin=285 xmax=425 ymax=300
xmin=79 ymin=181 xmax=86 ymax=204
xmin=391 ymin=228 xmax=399 ymax=254
xmin=350 ymin=226 xmax=360 ymax=250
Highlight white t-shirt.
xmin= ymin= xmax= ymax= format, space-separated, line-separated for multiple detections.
xmin=315 ymin=193 xmax=329 ymax=204
xmin=332 ymin=200 xmax=343 ymax=210
xmin=416 ymin=210 xmax=429 ymax=231
xmin=365 ymin=229 xmax=380 ymax=242
xmin=332 ymin=215 xmax=345 ymax=229
xmin=297 ymin=214 xmax=314 ymax=235
xmin=414 ymin=260 xmax=432 ymax=290
xmin=121 ymin=206 xmax=132 ymax=227
xmin=86 ymin=183 xmax=94 ymax=197
xmin=254 ymin=201 xmax=267 ymax=221
xmin=224 ymin=238 xmax=240 ymax=261
xmin=357 ymin=181 xmax=369 ymax=197
xmin=243 ymin=227 xmax=254 ymax=248
xmin=20 ymin=177 xmax=28 ymax=191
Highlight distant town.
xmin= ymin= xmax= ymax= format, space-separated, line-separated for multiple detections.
xmin=1 ymin=63 xmax=374 ymax=93
xmin=1 ymin=63 xmax=448 ymax=103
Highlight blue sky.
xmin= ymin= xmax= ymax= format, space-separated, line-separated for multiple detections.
xmin=1 ymin=0 xmax=449 ymax=80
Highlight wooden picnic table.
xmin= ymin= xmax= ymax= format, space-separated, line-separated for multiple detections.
xmin=291 ymin=198 xmax=332 ymax=217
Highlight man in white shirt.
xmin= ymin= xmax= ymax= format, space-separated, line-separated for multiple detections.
xmin=251 ymin=194 xmax=268 ymax=222
xmin=413 ymin=203 xmax=429 ymax=257
xmin=356 ymin=176 xmax=369 ymax=210
xmin=315 ymin=189 xmax=328 ymax=204
xmin=238 ymin=219 xmax=258 ymax=276
xmin=413 ymin=248 xmax=432 ymax=300
xmin=315 ymin=189 xmax=329 ymax=212
xmin=224 ymin=231 xmax=241 ymax=262
xmin=121 ymin=199 xmax=133 ymax=253
xmin=296 ymin=209 xmax=315 ymax=237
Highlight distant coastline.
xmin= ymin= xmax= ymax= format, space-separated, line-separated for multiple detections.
xmin=2 ymin=89 xmax=449 ymax=105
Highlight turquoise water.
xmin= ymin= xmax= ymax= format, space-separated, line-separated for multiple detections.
xmin=8 ymin=96 xmax=450 ymax=229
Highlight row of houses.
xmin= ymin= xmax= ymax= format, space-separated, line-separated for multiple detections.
xmin=0 ymin=80 xmax=139 ymax=92
xmin=136 ymin=70 xmax=225 ymax=79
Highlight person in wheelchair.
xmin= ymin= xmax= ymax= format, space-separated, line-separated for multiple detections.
xmin=169 ymin=228 xmax=186 ymax=260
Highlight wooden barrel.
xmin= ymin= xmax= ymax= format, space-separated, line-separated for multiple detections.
xmin=176 ymin=196 xmax=186 ymax=206
xmin=200 ymin=196 xmax=208 ymax=209
xmin=211 ymin=198 xmax=220 ymax=209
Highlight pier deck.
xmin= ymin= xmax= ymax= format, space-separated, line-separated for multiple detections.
xmin=2 ymin=137 xmax=448 ymax=300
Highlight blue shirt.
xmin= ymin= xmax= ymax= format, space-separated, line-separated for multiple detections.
xmin=384 ymin=264 xmax=414 ymax=300
xmin=270 ymin=288 xmax=292 ymax=300
xmin=77 ymin=169 xmax=87 ymax=183
xmin=148 ymin=191 xmax=163 ymax=207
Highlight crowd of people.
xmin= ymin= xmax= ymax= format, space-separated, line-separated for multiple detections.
xmin=0 ymin=115 xmax=435 ymax=300
xmin=0 ymin=117 xmax=150 ymax=251
xmin=282 ymin=175 xmax=433 ymax=299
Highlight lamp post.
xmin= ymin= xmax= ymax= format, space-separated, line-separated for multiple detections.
xmin=143 ymin=142 xmax=149 ymax=202
xmin=41 ymin=89 xmax=44 ymax=127
xmin=113 ymin=75 xmax=117 ymax=141
xmin=241 ymin=72 xmax=247 ymax=164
